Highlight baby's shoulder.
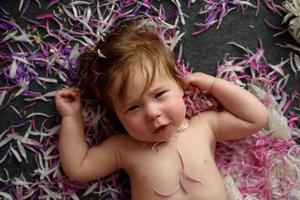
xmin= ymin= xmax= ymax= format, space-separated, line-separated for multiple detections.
xmin=107 ymin=133 xmax=134 ymax=146
xmin=107 ymin=133 xmax=141 ymax=152
xmin=107 ymin=134 xmax=148 ymax=170
xmin=188 ymin=111 xmax=218 ymax=143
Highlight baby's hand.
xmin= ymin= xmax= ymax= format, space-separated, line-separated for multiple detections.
xmin=55 ymin=88 xmax=82 ymax=118
xmin=183 ymin=72 xmax=215 ymax=93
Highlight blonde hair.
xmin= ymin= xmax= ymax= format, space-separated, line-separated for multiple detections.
xmin=78 ymin=19 xmax=182 ymax=109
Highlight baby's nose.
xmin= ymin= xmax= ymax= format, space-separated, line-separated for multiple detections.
xmin=145 ymin=103 xmax=161 ymax=120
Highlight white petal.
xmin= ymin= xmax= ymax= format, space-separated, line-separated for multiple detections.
xmin=0 ymin=192 xmax=13 ymax=200
xmin=9 ymin=60 xmax=17 ymax=79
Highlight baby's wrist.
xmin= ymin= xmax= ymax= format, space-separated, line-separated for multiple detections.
xmin=206 ymin=77 xmax=217 ymax=94
xmin=198 ymin=73 xmax=216 ymax=94
xmin=62 ymin=112 xmax=82 ymax=121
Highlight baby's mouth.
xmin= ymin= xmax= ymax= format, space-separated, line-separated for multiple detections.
xmin=153 ymin=124 xmax=169 ymax=134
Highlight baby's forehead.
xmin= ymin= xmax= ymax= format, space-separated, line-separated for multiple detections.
xmin=114 ymin=67 xmax=161 ymax=93
xmin=111 ymin=68 xmax=173 ymax=102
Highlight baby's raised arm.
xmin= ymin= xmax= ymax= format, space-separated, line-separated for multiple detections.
xmin=55 ymin=88 xmax=120 ymax=182
xmin=184 ymin=72 xmax=269 ymax=141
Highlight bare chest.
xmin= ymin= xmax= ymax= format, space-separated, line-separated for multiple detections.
xmin=125 ymin=136 xmax=226 ymax=199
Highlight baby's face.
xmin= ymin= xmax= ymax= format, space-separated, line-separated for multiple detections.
xmin=110 ymin=68 xmax=186 ymax=143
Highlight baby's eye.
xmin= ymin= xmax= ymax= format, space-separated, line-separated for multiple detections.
xmin=126 ymin=105 xmax=139 ymax=113
xmin=155 ymin=90 xmax=168 ymax=98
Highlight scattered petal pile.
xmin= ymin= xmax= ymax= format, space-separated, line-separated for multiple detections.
xmin=215 ymin=40 xmax=300 ymax=199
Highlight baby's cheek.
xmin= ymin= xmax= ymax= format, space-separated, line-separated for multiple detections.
xmin=122 ymin=118 xmax=145 ymax=138
xmin=170 ymin=98 xmax=186 ymax=118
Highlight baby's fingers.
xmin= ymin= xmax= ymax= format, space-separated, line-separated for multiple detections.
xmin=183 ymin=72 xmax=215 ymax=93
xmin=56 ymin=88 xmax=80 ymax=102
xmin=182 ymin=74 xmax=199 ymax=90
xmin=70 ymin=88 xmax=81 ymax=102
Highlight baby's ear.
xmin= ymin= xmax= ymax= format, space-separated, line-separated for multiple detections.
xmin=176 ymin=77 xmax=186 ymax=89
xmin=176 ymin=79 xmax=185 ymax=96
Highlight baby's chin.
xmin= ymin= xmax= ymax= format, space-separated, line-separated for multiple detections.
xmin=146 ymin=132 xmax=178 ymax=143
xmin=147 ymin=120 xmax=188 ymax=143
xmin=127 ymin=124 xmax=183 ymax=143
